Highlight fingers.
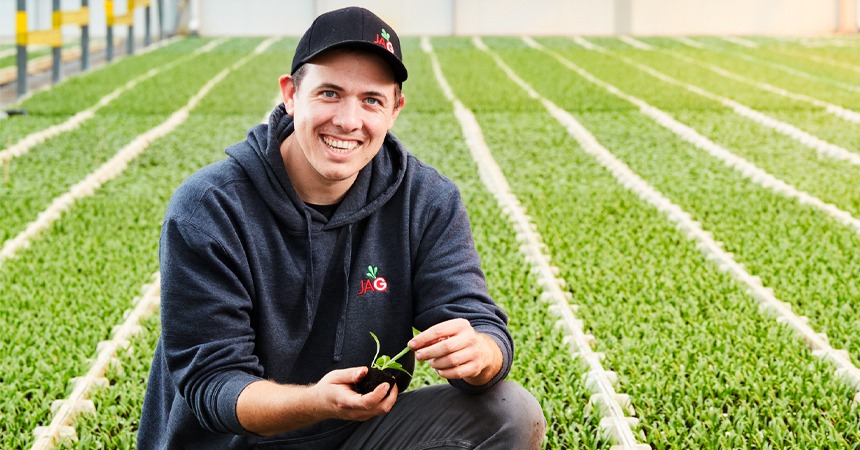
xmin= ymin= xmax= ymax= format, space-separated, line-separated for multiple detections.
xmin=410 ymin=319 xmax=491 ymax=380
xmin=409 ymin=318 xmax=469 ymax=351
xmin=411 ymin=319 xmax=474 ymax=362
xmin=324 ymin=366 xmax=368 ymax=385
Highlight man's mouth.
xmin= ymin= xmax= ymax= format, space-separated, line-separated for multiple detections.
xmin=323 ymin=135 xmax=359 ymax=153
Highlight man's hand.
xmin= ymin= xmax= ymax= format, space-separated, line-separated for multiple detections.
xmin=312 ymin=367 xmax=399 ymax=421
xmin=408 ymin=318 xmax=503 ymax=386
xmin=237 ymin=367 xmax=397 ymax=436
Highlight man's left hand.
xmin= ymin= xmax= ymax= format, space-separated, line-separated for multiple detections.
xmin=408 ymin=318 xmax=503 ymax=386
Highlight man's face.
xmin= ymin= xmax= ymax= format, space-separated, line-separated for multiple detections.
xmin=280 ymin=49 xmax=405 ymax=201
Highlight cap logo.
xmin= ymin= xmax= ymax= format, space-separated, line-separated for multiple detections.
xmin=374 ymin=28 xmax=395 ymax=54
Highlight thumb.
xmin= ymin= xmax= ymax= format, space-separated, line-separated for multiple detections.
xmin=328 ymin=366 xmax=368 ymax=384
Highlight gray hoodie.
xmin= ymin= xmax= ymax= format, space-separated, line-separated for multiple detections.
xmin=138 ymin=104 xmax=512 ymax=449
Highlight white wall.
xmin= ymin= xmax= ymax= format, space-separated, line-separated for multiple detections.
xmin=1 ymin=0 xmax=855 ymax=41
xmin=455 ymin=0 xmax=616 ymax=36
xmin=197 ymin=0 xmax=313 ymax=36
xmin=630 ymin=0 xmax=837 ymax=36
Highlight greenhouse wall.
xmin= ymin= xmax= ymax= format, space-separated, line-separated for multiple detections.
xmin=0 ymin=0 xmax=855 ymax=41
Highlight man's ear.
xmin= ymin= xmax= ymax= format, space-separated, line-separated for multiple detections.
xmin=279 ymin=74 xmax=297 ymax=115
xmin=389 ymin=93 xmax=406 ymax=128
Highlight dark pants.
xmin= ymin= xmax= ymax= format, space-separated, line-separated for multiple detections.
xmin=338 ymin=381 xmax=546 ymax=449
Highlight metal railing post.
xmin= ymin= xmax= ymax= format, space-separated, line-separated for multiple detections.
xmin=82 ymin=0 xmax=90 ymax=70
xmin=16 ymin=0 xmax=27 ymax=97
xmin=107 ymin=0 xmax=115 ymax=61
xmin=51 ymin=0 xmax=61 ymax=84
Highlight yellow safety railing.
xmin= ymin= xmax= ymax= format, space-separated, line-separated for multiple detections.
xmin=107 ymin=0 xmax=151 ymax=26
xmin=16 ymin=7 xmax=89 ymax=47
xmin=12 ymin=2 xmax=92 ymax=96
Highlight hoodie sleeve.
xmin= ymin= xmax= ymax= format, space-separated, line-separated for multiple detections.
xmin=411 ymin=177 xmax=513 ymax=393
xmin=159 ymin=212 xmax=263 ymax=435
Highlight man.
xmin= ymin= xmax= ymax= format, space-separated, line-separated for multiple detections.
xmin=139 ymin=6 xmax=545 ymax=449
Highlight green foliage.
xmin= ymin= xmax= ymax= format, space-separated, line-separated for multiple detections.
xmin=4 ymin=35 xmax=860 ymax=450
xmin=368 ymin=331 xmax=412 ymax=376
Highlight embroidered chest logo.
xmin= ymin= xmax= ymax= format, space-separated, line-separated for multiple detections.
xmin=359 ymin=265 xmax=388 ymax=295
xmin=373 ymin=28 xmax=395 ymax=54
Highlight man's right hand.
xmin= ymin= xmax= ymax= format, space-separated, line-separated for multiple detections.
xmin=312 ymin=367 xmax=398 ymax=421
xmin=236 ymin=367 xmax=397 ymax=436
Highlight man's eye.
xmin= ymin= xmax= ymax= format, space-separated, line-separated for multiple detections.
xmin=365 ymin=98 xmax=381 ymax=105
xmin=321 ymin=91 xmax=336 ymax=98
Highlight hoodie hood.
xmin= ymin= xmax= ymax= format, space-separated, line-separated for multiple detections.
xmin=225 ymin=104 xmax=408 ymax=361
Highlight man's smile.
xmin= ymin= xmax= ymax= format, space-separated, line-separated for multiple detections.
xmin=323 ymin=135 xmax=360 ymax=153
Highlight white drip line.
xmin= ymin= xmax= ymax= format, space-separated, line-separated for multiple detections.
xmin=7 ymin=37 xmax=181 ymax=108
xmin=0 ymin=38 xmax=229 ymax=165
xmin=0 ymin=48 xmax=19 ymax=59
xmin=659 ymin=49 xmax=860 ymax=124
xmin=674 ymin=37 xmax=707 ymax=49
xmin=776 ymin=49 xmax=860 ymax=76
xmin=719 ymin=36 xmax=759 ymax=48
xmin=725 ymin=45 xmax=860 ymax=94
xmin=602 ymin=36 xmax=860 ymax=164
xmin=0 ymin=37 xmax=281 ymax=267
xmin=424 ymin=35 xmax=649 ymax=449
xmin=571 ymin=36 xmax=600 ymax=51
xmin=618 ymin=35 xmax=653 ymax=50
xmin=520 ymin=37 xmax=860 ymax=402
xmin=670 ymin=35 xmax=860 ymax=95
xmin=30 ymin=274 xmax=161 ymax=449
xmin=532 ymin=37 xmax=860 ymax=238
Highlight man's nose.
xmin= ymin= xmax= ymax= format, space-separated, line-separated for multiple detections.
xmin=332 ymin=99 xmax=361 ymax=131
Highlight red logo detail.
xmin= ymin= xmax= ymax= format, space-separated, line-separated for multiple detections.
xmin=374 ymin=35 xmax=396 ymax=55
xmin=359 ymin=277 xmax=388 ymax=295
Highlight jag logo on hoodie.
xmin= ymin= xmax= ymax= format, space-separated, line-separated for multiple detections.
xmin=358 ymin=265 xmax=388 ymax=295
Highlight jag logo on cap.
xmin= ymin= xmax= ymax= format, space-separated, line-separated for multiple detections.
xmin=374 ymin=28 xmax=395 ymax=54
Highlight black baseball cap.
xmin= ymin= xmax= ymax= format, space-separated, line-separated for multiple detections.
xmin=292 ymin=7 xmax=408 ymax=83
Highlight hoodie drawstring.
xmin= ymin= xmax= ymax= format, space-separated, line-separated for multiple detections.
xmin=303 ymin=209 xmax=316 ymax=331
xmin=332 ymin=223 xmax=353 ymax=362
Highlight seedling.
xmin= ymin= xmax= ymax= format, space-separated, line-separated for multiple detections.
xmin=369 ymin=331 xmax=412 ymax=376
xmin=354 ymin=329 xmax=418 ymax=395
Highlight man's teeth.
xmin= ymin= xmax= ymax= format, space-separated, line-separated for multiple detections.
xmin=323 ymin=136 xmax=358 ymax=152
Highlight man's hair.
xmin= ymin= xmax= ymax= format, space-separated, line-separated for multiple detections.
xmin=291 ymin=49 xmax=403 ymax=111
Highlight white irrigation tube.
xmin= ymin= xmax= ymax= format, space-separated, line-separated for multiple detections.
xmin=658 ymin=49 xmax=860 ymax=124
xmin=779 ymin=50 xmax=860 ymax=75
xmin=603 ymin=36 xmax=860 ymax=166
xmin=720 ymin=43 xmax=860 ymax=94
xmin=0 ymin=37 xmax=280 ymax=267
xmin=719 ymin=36 xmax=759 ymax=48
xmin=520 ymin=37 xmax=860 ymax=401
xmin=674 ymin=36 xmax=706 ymax=49
xmin=637 ymin=38 xmax=860 ymax=123
xmin=423 ymin=36 xmax=649 ymax=449
xmin=670 ymin=35 xmax=860 ymax=94
xmin=30 ymin=274 xmax=161 ymax=449
xmin=527 ymin=37 xmax=860 ymax=238
xmin=0 ymin=38 xmax=228 ymax=165
xmin=0 ymin=48 xmax=18 ymax=59
xmin=618 ymin=35 xmax=653 ymax=50
xmin=7 ymin=37 xmax=181 ymax=108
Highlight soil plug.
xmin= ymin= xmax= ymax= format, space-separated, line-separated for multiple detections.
xmin=354 ymin=331 xmax=414 ymax=396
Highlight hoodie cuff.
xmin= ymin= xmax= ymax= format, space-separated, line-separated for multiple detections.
xmin=215 ymin=371 xmax=262 ymax=435
xmin=448 ymin=328 xmax=512 ymax=394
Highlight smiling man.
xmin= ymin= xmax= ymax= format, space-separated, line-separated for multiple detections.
xmin=138 ymin=7 xmax=545 ymax=449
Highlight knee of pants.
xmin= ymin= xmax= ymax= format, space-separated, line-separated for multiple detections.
xmin=484 ymin=381 xmax=546 ymax=439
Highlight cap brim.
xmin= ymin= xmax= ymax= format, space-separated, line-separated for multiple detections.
xmin=294 ymin=40 xmax=408 ymax=83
